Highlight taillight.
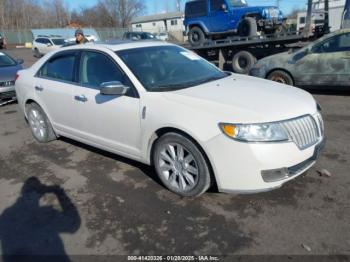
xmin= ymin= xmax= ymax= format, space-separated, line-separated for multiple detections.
xmin=15 ymin=73 xmax=19 ymax=82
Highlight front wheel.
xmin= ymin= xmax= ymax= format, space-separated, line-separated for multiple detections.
xmin=153 ymin=133 xmax=211 ymax=197
xmin=267 ymin=70 xmax=294 ymax=86
xmin=238 ymin=17 xmax=258 ymax=37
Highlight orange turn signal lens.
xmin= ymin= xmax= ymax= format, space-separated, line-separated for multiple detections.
xmin=220 ymin=124 xmax=236 ymax=137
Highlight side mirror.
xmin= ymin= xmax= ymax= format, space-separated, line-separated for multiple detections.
xmin=100 ymin=81 xmax=129 ymax=96
xmin=47 ymin=43 xmax=52 ymax=47
xmin=16 ymin=59 xmax=24 ymax=65
xmin=221 ymin=4 xmax=228 ymax=12
xmin=132 ymin=36 xmax=139 ymax=41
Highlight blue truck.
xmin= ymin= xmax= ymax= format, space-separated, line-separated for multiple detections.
xmin=184 ymin=0 xmax=285 ymax=46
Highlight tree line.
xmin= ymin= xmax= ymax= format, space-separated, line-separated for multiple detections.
xmin=0 ymin=0 xmax=145 ymax=30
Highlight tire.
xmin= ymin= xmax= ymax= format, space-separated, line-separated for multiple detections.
xmin=232 ymin=51 xmax=257 ymax=74
xmin=267 ymin=70 xmax=294 ymax=86
xmin=153 ymin=132 xmax=211 ymax=197
xmin=26 ymin=103 xmax=56 ymax=143
xmin=238 ymin=17 xmax=258 ymax=37
xmin=188 ymin=26 xmax=206 ymax=47
xmin=34 ymin=48 xmax=40 ymax=58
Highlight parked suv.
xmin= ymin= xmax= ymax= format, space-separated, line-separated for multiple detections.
xmin=0 ymin=33 xmax=6 ymax=49
xmin=184 ymin=0 xmax=285 ymax=46
xmin=32 ymin=36 xmax=65 ymax=57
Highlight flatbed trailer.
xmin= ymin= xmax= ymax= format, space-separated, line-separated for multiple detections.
xmin=184 ymin=31 xmax=312 ymax=74
xmin=183 ymin=0 xmax=329 ymax=74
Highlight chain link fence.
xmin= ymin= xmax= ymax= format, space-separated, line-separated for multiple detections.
xmin=0 ymin=27 xmax=185 ymax=46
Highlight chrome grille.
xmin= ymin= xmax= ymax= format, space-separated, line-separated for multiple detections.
xmin=280 ymin=115 xmax=320 ymax=150
xmin=0 ymin=81 xmax=15 ymax=87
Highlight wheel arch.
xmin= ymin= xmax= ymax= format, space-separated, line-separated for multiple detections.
xmin=148 ymin=127 xmax=218 ymax=189
xmin=187 ymin=22 xmax=209 ymax=35
xmin=266 ymin=68 xmax=295 ymax=85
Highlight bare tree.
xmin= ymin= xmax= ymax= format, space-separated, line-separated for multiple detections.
xmin=0 ymin=0 xmax=145 ymax=29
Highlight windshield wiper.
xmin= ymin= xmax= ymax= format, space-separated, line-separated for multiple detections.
xmin=154 ymin=75 xmax=228 ymax=92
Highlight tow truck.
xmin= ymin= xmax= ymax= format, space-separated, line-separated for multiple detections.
xmin=185 ymin=0 xmax=330 ymax=74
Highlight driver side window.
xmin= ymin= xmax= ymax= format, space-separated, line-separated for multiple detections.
xmin=312 ymin=33 xmax=350 ymax=53
xmin=79 ymin=51 xmax=136 ymax=97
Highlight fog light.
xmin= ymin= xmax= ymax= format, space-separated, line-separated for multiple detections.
xmin=261 ymin=168 xmax=289 ymax=183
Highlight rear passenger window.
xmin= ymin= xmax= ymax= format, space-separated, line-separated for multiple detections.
xmin=185 ymin=0 xmax=207 ymax=18
xmin=38 ymin=54 xmax=76 ymax=82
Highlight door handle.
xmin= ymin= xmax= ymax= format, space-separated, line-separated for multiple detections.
xmin=74 ymin=95 xmax=88 ymax=102
xmin=35 ymin=86 xmax=44 ymax=92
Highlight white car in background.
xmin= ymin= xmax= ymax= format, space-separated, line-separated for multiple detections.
xmin=156 ymin=32 xmax=169 ymax=41
xmin=15 ymin=41 xmax=325 ymax=197
xmin=32 ymin=36 xmax=65 ymax=57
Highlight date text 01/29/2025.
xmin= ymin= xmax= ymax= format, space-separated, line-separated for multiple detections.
xmin=127 ymin=255 xmax=220 ymax=261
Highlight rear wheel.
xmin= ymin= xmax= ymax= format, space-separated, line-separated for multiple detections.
xmin=188 ymin=26 xmax=206 ymax=47
xmin=153 ymin=133 xmax=211 ymax=197
xmin=26 ymin=103 xmax=56 ymax=143
xmin=238 ymin=17 xmax=258 ymax=37
xmin=267 ymin=70 xmax=294 ymax=86
xmin=232 ymin=51 xmax=257 ymax=74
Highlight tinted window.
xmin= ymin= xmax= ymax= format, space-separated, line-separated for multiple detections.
xmin=51 ymin=39 xmax=65 ymax=45
xmin=313 ymin=33 xmax=350 ymax=53
xmin=35 ymin=38 xmax=44 ymax=43
xmin=117 ymin=46 xmax=227 ymax=92
xmin=211 ymin=0 xmax=225 ymax=11
xmin=38 ymin=53 xmax=76 ymax=82
xmin=42 ymin=38 xmax=50 ymax=44
xmin=79 ymin=51 xmax=124 ymax=88
xmin=185 ymin=0 xmax=207 ymax=18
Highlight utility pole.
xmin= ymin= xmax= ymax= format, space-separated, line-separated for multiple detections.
xmin=304 ymin=0 xmax=313 ymax=37
xmin=176 ymin=0 xmax=182 ymax=12
xmin=324 ymin=0 xmax=330 ymax=33
xmin=276 ymin=0 xmax=281 ymax=9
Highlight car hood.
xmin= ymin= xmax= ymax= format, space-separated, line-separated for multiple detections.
xmin=162 ymin=74 xmax=316 ymax=123
xmin=0 ymin=65 xmax=22 ymax=81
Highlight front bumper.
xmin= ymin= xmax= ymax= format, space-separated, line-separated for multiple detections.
xmin=205 ymin=134 xmax=325 ymax=194
xmin=0 ymin=86 xmax=16 ymax=100
xmin=259 ymin=19 xmax=282 ymax=30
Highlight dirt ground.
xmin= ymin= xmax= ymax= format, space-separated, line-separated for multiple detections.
xmin=0 ymin=48 xmax=349 ymax=261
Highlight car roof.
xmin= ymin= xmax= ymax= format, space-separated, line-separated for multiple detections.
xmin=60 ymin=40 xmax=175 ymax=52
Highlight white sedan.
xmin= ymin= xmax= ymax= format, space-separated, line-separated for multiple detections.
xmin=15 ymin=41 xmax=325 ymax=197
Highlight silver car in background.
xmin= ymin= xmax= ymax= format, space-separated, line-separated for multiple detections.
xmin=0 ymin=51 xmax=23 ymax=102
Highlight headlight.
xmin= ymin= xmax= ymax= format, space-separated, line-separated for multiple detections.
xmin=219 ymin=122 xmax=289 ymax=142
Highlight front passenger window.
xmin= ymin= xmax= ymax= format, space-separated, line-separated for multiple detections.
xmin=79 ymin=51 xmax=125 ymax=88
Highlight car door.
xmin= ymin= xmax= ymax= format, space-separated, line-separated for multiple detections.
xmin=42 ymin=38 xmax=53 ymax=54
xmin=295 ymin=32 xmax=350 ymax=86
xmin=73 ymin=50 xmax=142 ymax=157
xmin=34 ymin=50 xmax=80 ymax=135
xmin=35 ymin=38 xmax=45 ymax=53
xmin=209 ymin=0 xmax=232 ymax=32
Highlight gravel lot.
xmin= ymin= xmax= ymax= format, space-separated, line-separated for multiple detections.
xmin=0 ymin=48 xmax=349 ymax=260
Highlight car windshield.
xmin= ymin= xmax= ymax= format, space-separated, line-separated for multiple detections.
xmin=229 ymin=0 xmax=248 ymax=7
xmin=0 ymin=52 xmax=17 ymax=67
xmin=117 ymin=46 xmax=228 ymax=92
xmin=51 ymin=38 xmax=65 ymax=45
